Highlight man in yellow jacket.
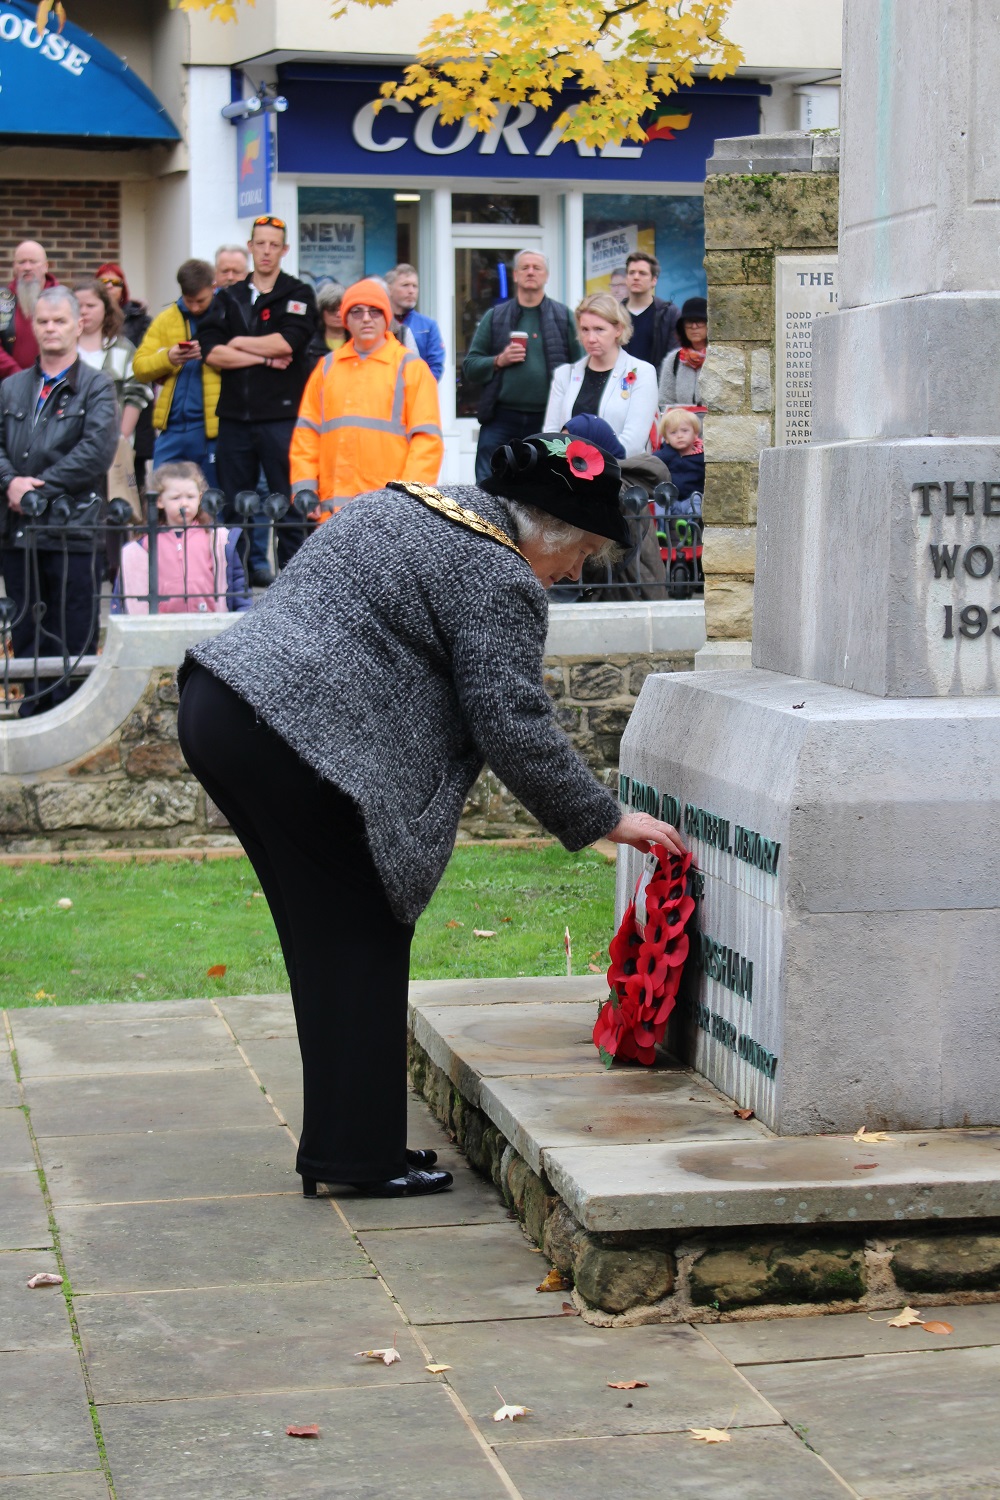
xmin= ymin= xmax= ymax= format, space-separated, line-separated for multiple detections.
xmin=290 ymin=278 xmax=443 ymax=518
xmin=133 ymin=259 xmax=222 ymax=485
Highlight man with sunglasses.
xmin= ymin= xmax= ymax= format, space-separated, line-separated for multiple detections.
xmin=290 ymin=278 xmax=442 ymax=520
xmin=198 ymin=215 xmax=316 ymax=581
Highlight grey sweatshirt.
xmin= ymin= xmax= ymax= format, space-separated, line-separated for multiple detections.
xmin=184 ymin=484 xmax=621 ymax=923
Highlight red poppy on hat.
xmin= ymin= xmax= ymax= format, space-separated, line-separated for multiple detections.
xmin=565 ymin=440 xmax=605 ymax=480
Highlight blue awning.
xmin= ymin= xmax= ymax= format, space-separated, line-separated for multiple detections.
xmin=0 ymin=1 xmax=180 ymax=143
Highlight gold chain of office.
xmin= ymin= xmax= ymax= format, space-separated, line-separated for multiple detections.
xmin=387 ymin=481 xmax=527 ymax=562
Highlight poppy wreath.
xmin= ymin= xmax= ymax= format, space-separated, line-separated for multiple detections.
xmin=593 ymin=844 xmax=696 ymax=1068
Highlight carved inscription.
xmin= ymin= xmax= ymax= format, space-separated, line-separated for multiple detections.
xmin=687 ymin=998 xmax=779 ymax=1080
xmin=775 ymin=254 xmax=839 ymax=447
xmin=617 ymin=777 xmax=781 ymax=877
xmin=913 ymin=482 xmax=1000 ymax=642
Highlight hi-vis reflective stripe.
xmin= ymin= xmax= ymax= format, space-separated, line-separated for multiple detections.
xmin=393 ymin=354 xmax=416 ymax=425
xmin=318 ymin=415 xmax=407 ymax=436
xmin=291 ymin=477 xmax=318 ymax=495
xmin=407 ymin=422 xmax=443 ymax=438
xmin=294 ymin=415 xmax=320 ymax=433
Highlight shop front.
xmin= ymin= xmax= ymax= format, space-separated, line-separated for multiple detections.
xmin=275 ymin=65 xmax=764 ymax=481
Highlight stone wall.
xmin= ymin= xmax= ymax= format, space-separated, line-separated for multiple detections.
xmin=0 ymin=617 xmax=698 ymax=851
xmin=698 ymin=132 xmax=839 ymax=661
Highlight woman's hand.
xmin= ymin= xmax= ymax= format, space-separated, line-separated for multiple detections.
xmin=605 ymin=811 xmax=687 ymax=861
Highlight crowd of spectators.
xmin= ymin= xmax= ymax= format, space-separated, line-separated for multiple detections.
xmin=0 ymin=224 xmax=705 ymax=714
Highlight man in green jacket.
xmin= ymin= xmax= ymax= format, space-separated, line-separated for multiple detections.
xmin=133 ymin=260 xmax=221 ymax=486
xmin=462 ymin=250 xmax=582 ymax=483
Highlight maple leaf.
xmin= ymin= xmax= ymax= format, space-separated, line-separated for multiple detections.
xmin=206 ymin=964 xmax=227 ymax=977
xmin=473 ymin=929 xmax=497 ymax=938
xmin=921 ymin=1320 xmax=954 ymax=1336
xmin=285 ymin=1424 xmax=320 ymax=1438
xmin=689 ymin=1427 xmax=731 ymax=1443
xmin=733 ymin=1107 xmax=755 ymax=1120
xmin=886 ymin=1306 xmax=924 ymax=1328
xmin=355 ymin=1332 xmax=401 ymax=1364
xmin=853 ymin=1126 xmax=890 ymax=1144
xmin=493 ymin=1387 xmax=531 ymax=1422
xmin=26 ymin=1272 xmax=63 ymax=1288
xmin=536 ymin=1268 xmax=570 ymax=1293
xmin=608 ymin=1380 xmax=648 ymax=1390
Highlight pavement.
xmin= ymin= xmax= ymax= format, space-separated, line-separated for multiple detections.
xmin=3 ymin=992 xmax=1000 ymax=1499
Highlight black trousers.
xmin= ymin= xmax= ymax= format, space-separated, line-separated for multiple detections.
xmin=216 ymin=416 xmax=306 ymax=571
xmin=177 ymin=664 xmax=414 ymax=1183
xmin=2 ymin=547 xmax=100 ymax=717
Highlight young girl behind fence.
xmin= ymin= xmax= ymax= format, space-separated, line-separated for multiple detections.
xmin=114 ymin=462 xmax=251 ymax=615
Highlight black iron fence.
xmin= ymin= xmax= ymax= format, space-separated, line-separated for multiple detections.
xmin=1 ymin=480 xmax=702 ymax=717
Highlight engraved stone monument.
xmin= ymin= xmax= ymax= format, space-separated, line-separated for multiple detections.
xmin=617 ymin=0 xmax=1000 ymax=1134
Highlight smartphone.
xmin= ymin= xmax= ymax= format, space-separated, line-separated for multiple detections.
xmin=178 ymin=340 xmax=197 ymax=352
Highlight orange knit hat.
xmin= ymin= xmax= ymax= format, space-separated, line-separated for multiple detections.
xmin=340 ymin=278 xmax=392 ymax=324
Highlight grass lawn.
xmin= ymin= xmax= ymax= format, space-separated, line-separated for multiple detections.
xmin=0 ymin=844 xmax=615 ymax=1008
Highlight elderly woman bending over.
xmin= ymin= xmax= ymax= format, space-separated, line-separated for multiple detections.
xmin=177 ymin=436 xmax=683 ymax=1200
xmin=543 ymin=293 xmax=659 ymax=457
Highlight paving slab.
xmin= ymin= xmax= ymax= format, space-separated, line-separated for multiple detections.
xmin=0 ymin=1173 xmax=51 ymax=1250
xmin=9 ymin=999 xmax=214 ymax=1028
xmin=57 ymin=1194 xmax=373 ymax=1293
xmin=0 ymin=1347 xmax=99 ymax=1476
xmin=411 ymin=1002 xmax=601 ymax=1105
xmin=545 ymin=1128 xmax=1000 ymax=1232
xmin=703 ymin=1301 xmax=1000 ymax=1365
xmin=0 ymin=1473 xmax=108 ymax=1499
xmin=22 ymin=1067 xmax=278 ymax=1138
xmin=98 ymin=1384 xmax=513 ymax=1500
xmin=0 ymin=1250 xmax=74 ymax=1352
xmin=751 ymin=1344 xmax=1000 ymax=1499
xmin=77 ymin=1278 xmax=431 ymax=1404
xmin=0 ymin=1105 xmax=36 ymax=1172
xmin=236 ymin=1035 xmax=302 ymax=1105
xmin=340 ymin=1142 xmax=510 ymax=1231
xmin=38 ymin=1124 xmax=297 ymax=1207
xmin=0 ymin=1046 xmax=19 ymax=1106
xmin=214 ymin=993 xmax=296 ymax=1039
xmin=357 ymin=1221 xmax=586 ymax=1325
xmin=12 ymin=1014 xmax=240 ymax=1079
xmin=410 ymin=975 xmax=607 ymax=1008
xmin=479 ymin=1070 xmax=767 ymax=1176
xmin=499 ymin=1429 xmax=849 ymax=1500
xmin=422 ymin=1318 xmax=780 ymax=1442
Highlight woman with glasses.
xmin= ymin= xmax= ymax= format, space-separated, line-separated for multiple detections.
xmin=290 ymin=278 xmax=443 ymax=522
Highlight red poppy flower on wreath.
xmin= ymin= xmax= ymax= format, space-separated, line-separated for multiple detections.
xmin=594 ymin=843 xmax=696 ymax=1069
xmin=565 ymin=440 xmax=605 ymax=480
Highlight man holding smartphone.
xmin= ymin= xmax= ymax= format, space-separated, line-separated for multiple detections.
xmin=133 ymin=259 xmax=221 ymax=486
xmin=463 ymin=250 xmax=582 ymax=484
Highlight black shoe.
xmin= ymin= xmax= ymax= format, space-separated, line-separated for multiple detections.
xmin=405 ymin=1148 xmax=438 ymax=1168
xmin=353 ymin=1168 xmax=453 ymax=1198
xmin=250 ymin=567 xmax=275 ymax=587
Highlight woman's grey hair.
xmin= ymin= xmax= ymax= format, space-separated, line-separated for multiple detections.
xmin=316 ymin=280 xmax=345 ymax=313
xmin=507 ymin=500 xmax=617 ymax=563
xmin=35 ymin=285 xmax=78 ymax=319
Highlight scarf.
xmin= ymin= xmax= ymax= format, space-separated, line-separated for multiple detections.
xmin=677 ymin=346 xmax=707 ymax=370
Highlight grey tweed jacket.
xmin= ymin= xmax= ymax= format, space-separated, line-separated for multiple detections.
xmin=184 ymin=484 xmax=621 ymax=924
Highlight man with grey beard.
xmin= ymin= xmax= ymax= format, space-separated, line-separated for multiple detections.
xmin=0 ymin=241 xmax=58 ymax=379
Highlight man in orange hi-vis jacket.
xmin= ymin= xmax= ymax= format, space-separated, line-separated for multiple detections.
xmin=290 ymin=278 xmax=443 ymax=520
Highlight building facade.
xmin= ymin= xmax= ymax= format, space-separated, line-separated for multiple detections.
xmin=0 ymin=0 xmax=841 ymax=479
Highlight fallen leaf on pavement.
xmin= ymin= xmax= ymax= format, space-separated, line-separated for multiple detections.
xmin=921 ymin=1320 xmax=954 ymax=1336
xmin=886 ymin=1306 xmax=924 ymax=1328
xmin=854 ymin=1126 xmax=890 ymax=1144
xmin=536 ymin=1268 xmax=570 ymax=1293
xmin=286 ymin=1424 xmax=320 ymax=1438
xmin=206 ymin=964 xmax=227 ymax=977
xmin=493 ymin=1387 xmax=531 ymax=1422
xmin=689 ymin=1427 xmax=731 ymax=1444
xmin=445 ymin=919 xmax=464 ymax=928
xmin=853 ymin=1163 xmax=878 ymax=1170
xmin=26 ymin=1272 xmax=63 ymax=1288
xmin=56 ymin=898 xmax=73 ymax=909
xmin=608 ymin=1380 xmax=648 ymax=1390
xmin=560 ymin=1302 xmax=580 ymax=1316
xmin=733 ymin=1107 xmax=755 ymax=1120
xmin=356 ymin=1332 xmax=400 ymax=1365
xmin=473 ymin=929 xmax=497 ymax=938
xmin=425 ymin=1364 xmax=451 ymax=1373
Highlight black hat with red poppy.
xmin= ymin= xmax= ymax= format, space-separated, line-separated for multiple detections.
xmin=480 ymin=432 xmax=630 ymax=547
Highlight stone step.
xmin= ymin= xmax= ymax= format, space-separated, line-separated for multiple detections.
xmin=409 ymin=977 xmax=1000 ymax=1235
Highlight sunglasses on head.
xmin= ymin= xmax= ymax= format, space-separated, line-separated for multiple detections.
xmin=252 ymin=216 xmax=287 ymax=231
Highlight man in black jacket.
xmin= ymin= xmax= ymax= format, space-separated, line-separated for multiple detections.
xmin=620 ymin=252 xmax=681 ymax=375
xmin=198 ymin=215 xmax=316 ymax=580
xmin=0 ymin=285 xmax=118 ymax=715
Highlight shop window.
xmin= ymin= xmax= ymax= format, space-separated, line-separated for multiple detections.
xmin=297 ymin=186 xmax=418 ymax=290
xmin=454 ymin=248 xmax=515 ymax=418
xmin=582 ymin=194 xmax=705 ymax=307
xmin=452 ymin=193 xmax=540 ymax=226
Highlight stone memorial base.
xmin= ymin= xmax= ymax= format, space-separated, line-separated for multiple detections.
xmin=614 ymin=669 xmax=1000 ymax=1136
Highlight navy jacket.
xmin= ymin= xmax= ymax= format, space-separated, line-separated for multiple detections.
xmin=654 ymin=446 xmax=705 ymax=508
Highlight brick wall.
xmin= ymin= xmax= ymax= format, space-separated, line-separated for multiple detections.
xmin=0 ymin=181 xmax=121 ymax=288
